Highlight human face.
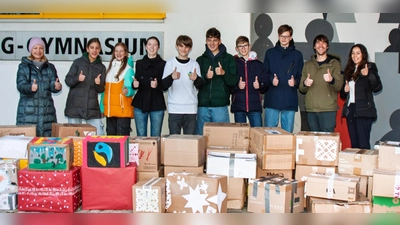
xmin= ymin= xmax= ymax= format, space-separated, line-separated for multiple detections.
xmin=279 ymin=31 xmax=292 ymax=48
xmin=206 ymin=37 xmax=221 ymax=55
xmin=351 ymin=46 xmax=362 ymax=66
xmin=86 ymin=42 xmax=101 ymax=62
xmin=236 ymin=42 xmax=250 ymax=58
xmin=176 ymin=44 xmax=191 ymax=60
xmin=314 ymin=40 xmax=328 ymax=56
xmin=114 ymin=45 xmax=127 ymax=61
xmin=145 ymin=38 xmax=159 ymax=58
xmin=31 ymin=44 xmax=44 ymax=61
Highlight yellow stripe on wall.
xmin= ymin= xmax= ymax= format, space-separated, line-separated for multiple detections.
xmin=0 ymin=13 xmax=166 ymax=20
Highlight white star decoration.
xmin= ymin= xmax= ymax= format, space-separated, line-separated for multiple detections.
xmin=182 ymin=185 xmax=209 ymax=213
xmin=206 ymin=182 xmax=226 ymax=213
xmin=177 ymin=178 xmax=188 ymax=190
xmin=200 ymin=180 xmax=209 ymax=194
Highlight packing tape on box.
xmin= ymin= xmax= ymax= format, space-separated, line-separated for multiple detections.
xmin=229 ymin=153 xmax=235 ymax=178
xmin=0 ymin=193 xmax=17 ymax=210
xmin=142 ymin=177 xmax=162 ymax=189
xmin=290 ymin=181 xmax=298 ymax=213
xmin=264 ymin=183 xmax=270 ymax=213
xmin=326 ymin=174 xmax=336 ymax=199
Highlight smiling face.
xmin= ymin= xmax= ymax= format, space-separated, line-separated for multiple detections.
xmin=235 ymin=42 xmax=250 ymax=58
xmin=314 ymin=40 xmax=328 ymax=56
xmin=31 ymin=44 xmax=44 ymax=61
xmin=279 ymin=31 xmax=292 ymax=48
xmin=206 ymin=37 xmax=221 ymax=55
xmin=351 ymin=46 xmax=362 ymax=66
xmin=114 ymin=45 xmax=127 ymax=61
xmin=176 ymin=44 xmax=191 ymax=59
xmin=86 ymin=42 xmax=101 ymax=62
xmin=145 ymin=38 xmax=160 ymax=58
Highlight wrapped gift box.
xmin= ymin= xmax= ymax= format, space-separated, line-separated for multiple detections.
xmin=69 ymin=136 xmax=84 ymax=167
xmin=81 ymin=162 xmax=137 ymax=210
xmin=17 ymin=166 xmax=81 ymax=213
xmin=0 ymin=136 xmax=34 ymax=159
xmin=83 ymin=136 xmax=129 ymax=168
xmin=165 ymin=172 xmax=227 ymax=213
xmin=132 ymin=177 xmax=166 ymax=213
xmin=27 ymin=137 xmax=73 ymax=171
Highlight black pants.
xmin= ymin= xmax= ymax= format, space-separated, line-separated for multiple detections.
xmin=168 ymin=113 xmax=197 ymax=135
xmin=346 ymin=104 xmax=373 ymax=149
xmin=106 ymin=117 xmax=132 ymax=135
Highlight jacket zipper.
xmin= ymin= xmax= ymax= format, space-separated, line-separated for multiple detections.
xmin=245 ymin=61 xmax=249 ymax=112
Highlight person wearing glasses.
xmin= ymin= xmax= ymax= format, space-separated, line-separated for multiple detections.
xmin=263 ymin=24 xmax=304 ymax=133
xmin=230 ymin=36 xmax=268 ymax=127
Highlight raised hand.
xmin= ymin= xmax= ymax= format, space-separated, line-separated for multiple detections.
xmin=189 ymin=68 xmax=198 ymax=81
xmin=323 ymin=69 xmax=333 ymax=82
xmin=150 ymin=78 xmax=158 ymax=88
xmin=305 ymin=73 xmax=313 ymax=87
xmin=288 ymin=75 xmax=295 ymax=87
xmin=172 ymin=67 xmax=181 ymax=80
xmin=238 ymin=77 xmax=246 ymax=89
xmin=55 ymin=78 xmax=62 ymax=90
xmin=31 ymin=79 xmax=38 ymax=92
xmin=253 ymin=76 xmax=259 ymax=89
xmin=133 ymin=77 xmax=139 ymax=88
xmin=206 ymin=65 xmax=214 ymax=79
xmin=344 ymin=80 xmax=350 ymax=93
xmin=78 ymin=70 xmax=85 ymax=82
xmin=273 ymin=73 xmax=279 ymax=86
xmin=95 ymin=74 xmax=101 ymax=85
xmin=215 ymin=62 xmax=225 ymax=75
xmin=361 ymin=63 xmax=369 ymax=76
xmin=122 ymin=86 xmax=128 ymax=95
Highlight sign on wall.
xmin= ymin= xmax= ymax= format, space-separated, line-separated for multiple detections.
xmin=0 ymin=31 xmax=163 ymax=61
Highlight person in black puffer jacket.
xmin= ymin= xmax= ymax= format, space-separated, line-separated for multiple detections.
xmin=16 ymin=37 xmax=62 ymax=136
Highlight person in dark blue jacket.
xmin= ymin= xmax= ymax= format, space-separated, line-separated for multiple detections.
xmin=263 ymin=24 xmax=304 ymax=133
xmin=231 ymin=36 xmax=268 ymax=127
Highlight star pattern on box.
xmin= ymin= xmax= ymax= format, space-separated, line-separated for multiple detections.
xmin=182 ymin=185 xmax=209 ymax=213
xmin=206 ymin=182 xmax=226 ymax=213
xmin=200 ymin=180 xmax=209 ymax=194
xmin=165 ymin=178 xmax=172 ymax=209
xmin=177 ymin=177 xmax=188 ymax=190
xmin=315 ymin=139 xmax=337 ymax=162
xmin=135 ymin=189 xmax=159 ymax=212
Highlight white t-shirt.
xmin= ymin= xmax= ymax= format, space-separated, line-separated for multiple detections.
xmin=162 ymin=57 xmax=201 ymax=114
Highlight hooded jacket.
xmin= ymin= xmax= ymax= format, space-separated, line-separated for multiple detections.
xmin=196 ymin=43 xmax=238 ymax=107
xmin=64 ymin=52 xmax=106 ymax=120
xmin=16 ymin=56 xmax=60 ymax=136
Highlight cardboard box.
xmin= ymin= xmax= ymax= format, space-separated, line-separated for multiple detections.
xmin=69 ymin=136 xmax=84 ymax=167
xmin=160 ymin=134 xmax=168 ymax=165
xmin=0 ymin=136 xmax=34 ymax=159
xmin=249 ymin=127 xmax=295 ymax=151
xmin=0 ymin=193 xmax=17 ymax=211
xmin=206 ymin=152 xmax=256 ymax=178
xmin=83 ymin=136 xmax=129 ymax=168
xmin=305 ymin=173 xmax=360 ymax=202
xmin=307 ymin=194 xmax=371 ymax=213
xmin=27 ymin=137 xmax=74 ymax=171
xmin=247 ymin=177 xmax=305 ymax=213
xmin=295 ymin=131 xmax=341 ymax=166
xmin=129 ymin=137 xmax=160 ymax=172
xmin=165 ymin=172 xmax=227 ymax=213
xmin=132 ymin=177 xmax=166 ymax=213
xmin=227 ymin=178 xmax=246 ymax=209
xmin=372 ymin=169 xmax=400 ymax=198
xmin=138 ymin=166 xmax=164 ymax=181
xmin=203 ymin=122 xmax=250 ymax=149
xmin=0 ymin=125 xmax=36 ymax=137
xmin=51 ymin=123 xmax=96 ymax=137
xmin=256 ymin=167 xmax=293 ymax=179
xmin=338 ymin=148 xmax=378 ymax=176
xmin=81 ymin=163 xmax=137 ymax=210
xmin=163 ymin=135 xmax=206 ymax=167
xmin=259 ymin=151 xmax=295 ymax=170
xmin=164 ymin=165 xmax=204 ymax=177
xmin=18 ymin=166 xmax=81 ymax=213
xmin=372 ymin=196 xmax=400 ymax=213
xmin=205 ymin=147 xmax=248 ymax=162
xmin=377 ymin=141 xmax=400 ymax=171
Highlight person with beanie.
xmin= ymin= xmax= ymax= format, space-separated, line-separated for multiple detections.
xmin=16 ymin=36 xmax=62 ymax=136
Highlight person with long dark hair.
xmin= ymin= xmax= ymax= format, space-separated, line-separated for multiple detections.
xmin=340 ymin=44 xmax=383 ymax=149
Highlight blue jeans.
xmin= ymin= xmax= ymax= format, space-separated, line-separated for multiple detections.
xmin=307 ymin=111 xmax=337 ymax=132
xmin=134 ymin=108 xmax=164 ymax=137
xmin=265 ymin=108 xmax=295 ymax=133
xmin=196 ymin=106 xmax=230 ymax=135
xmin=234 ymin=111 xmax=262 ymax=127
xmin=67 ymin=117 xmax=105 ymax=135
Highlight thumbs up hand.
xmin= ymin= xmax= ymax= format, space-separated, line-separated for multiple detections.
xmin=78 ymin=70 xmax=85 ymax=82
xmin=95 ymin=74 xmax=101 ymax=85
xmin=288 ymin=75 xmax=295 ymax=87
xmin=206 ymin=66 xmax=214 ymax=79
xmin=344 ymin=80 xmax=350 ymax=93
xmin=361 ymin=64 xmax=369 ymax=76
xmin=323 ymin=69 xmax=333 ymax=82
xmin=122 ymin=86 xmax=128 ymax=95
xmin=215 ymin=62 xmax=225 ymax=75
xmin=305 ymin=73 xmax=313 ymax=87
xmin=133 ymin=77 xmax=139 ymax=88
xmin=150 ymin=78 xmax=158 ymax=88
xmin=238 ymin=77 xmax=246 ymax=89
xmin=189 ymin=68 xmax=198 ymax=81
xmin=253 ymin=76 xmax=259 ymax=89
xmin=55 ymin=78 xmax=62 ymax=90
xmin=31 ymin=79 xmax=38 ymax=92
xmin=172 ymin=67 xmax=181 ymax=80
xmin=272 ymin=73 xmax=279 ymax=86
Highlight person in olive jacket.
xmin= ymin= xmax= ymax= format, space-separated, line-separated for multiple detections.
xmin=340 ymin=44 xmax=383 ymax=149
xmin=64 ymin=38 xmax=106 ymax=135
xmin=16 ymin=37 xmax=62 ymax=136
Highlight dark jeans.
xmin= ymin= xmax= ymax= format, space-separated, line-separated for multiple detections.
xmin=346 ymin=103 xmax=373 ymax=149
xmin=168 ymin=113 xmax=197 ymax=135
xmin=106 ymin=117 xmax=132 ymax=135
xmin=307 ymin=111 xmax=337 ymax=132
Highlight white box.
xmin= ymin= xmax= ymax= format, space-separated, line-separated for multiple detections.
xmin=206 ymin=152 xmax=256 ymax=179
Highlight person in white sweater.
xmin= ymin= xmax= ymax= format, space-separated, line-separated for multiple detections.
xmin=162 ymin=35 xmax=204 ymax=134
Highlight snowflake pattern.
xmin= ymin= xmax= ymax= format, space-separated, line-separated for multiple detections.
xmin=135 ymin=189 xmax=160 ymax=212
xmin=315 ymin=139 xmax=338 ymax=162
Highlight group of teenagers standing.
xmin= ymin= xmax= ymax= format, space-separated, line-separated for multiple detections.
xmin=16 ymin=25 xmax=383 ymax=150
